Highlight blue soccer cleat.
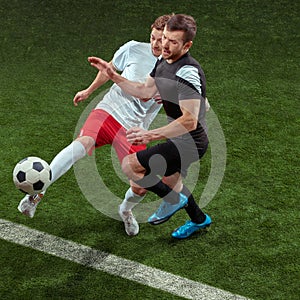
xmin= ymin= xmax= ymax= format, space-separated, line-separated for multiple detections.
xmin=148 ymin=193 xmax=188 ymax=225
xmin=171 ymin=214 xmax=212 ymax=239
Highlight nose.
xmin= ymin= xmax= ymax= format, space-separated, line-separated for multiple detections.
xmin=162 ymin=39 xmax=169 ymax=48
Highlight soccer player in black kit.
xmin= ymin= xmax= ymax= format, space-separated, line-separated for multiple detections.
xmin=89 ymin=14 xmax=212 ymax=239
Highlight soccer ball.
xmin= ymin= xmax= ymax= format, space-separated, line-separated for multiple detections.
xmin=13 ymin=157 xmax=52 ymax=195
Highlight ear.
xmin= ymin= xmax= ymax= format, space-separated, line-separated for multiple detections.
xmin=183 ymin=40 xmax=193 ymax=51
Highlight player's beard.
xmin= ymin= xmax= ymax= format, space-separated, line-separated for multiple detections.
xmin=162 ymin=49 xmax=178 ymax=61
xmin=162 ymin=47 xmax=185 ymax=61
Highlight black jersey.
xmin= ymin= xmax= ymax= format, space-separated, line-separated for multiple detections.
xmin=150 ymin=52 xmax=208 ymax=152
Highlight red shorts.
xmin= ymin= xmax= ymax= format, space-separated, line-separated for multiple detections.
xmin=79 ymin=109 xmax=146 ymax=162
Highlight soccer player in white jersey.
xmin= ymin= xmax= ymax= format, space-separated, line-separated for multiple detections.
xmin=17 ymin=15 xmax=173 ymax=236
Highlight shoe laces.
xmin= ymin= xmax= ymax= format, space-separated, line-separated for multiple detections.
xmin=29 ymin=194 xmax=43 ymax=205
xmin=177 ymin=221 xmax=194 ymax=232
xmin=126 ymin=215 xmax=133 ymax=225
xmin=156 ymin=201 xmax=170 ymax=216
xmin=122 ymin=211 xmax=134 ymax=224
xmin=186 ymin=220 xmax=195 ymax=227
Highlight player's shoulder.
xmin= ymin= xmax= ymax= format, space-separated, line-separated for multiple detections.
xmin=175 ymin=53 xmax=205 ymax=81
xmin=177 ymin=53 xmax=204 ymax=74
xmin=126 ymin=41 xmax=152 ymax=60
xmin=130 ymin=41 xmax=151 ymax=53
xmin=114 ymin=40 xmax=146 ymax=59
xmin=115 ymin=40 xmax=138 ymax=52
xmin=122 ymin=40 xmax=149 ymax=50
xmin=123 ymin=40 xmax=139 ymax=47
xmin=182 ymin=52 xmax=201 ymax=67
xmin=117 ymin=40 xmax=150 ymax=57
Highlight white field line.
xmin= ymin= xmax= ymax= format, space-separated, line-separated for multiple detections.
xmin=0 ymin=218 xmax=251 ymax=300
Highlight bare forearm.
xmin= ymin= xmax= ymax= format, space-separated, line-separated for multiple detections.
xmin=111 ymin=72 xmax=155 ymax=99
xmin=88 ymin=56 xmax=157 ymax=99
xmin=126 ymin=114 xmax=197 ymax=145
xmin=148 ymin=116 xmax=197 ymax=141
xmin=127 ymin=99 xmax=200 ymax=145
xmin=89 ymin=71 xmax=109 ymax=92
xmin=86 ymin=66 xmax=112 ymax=95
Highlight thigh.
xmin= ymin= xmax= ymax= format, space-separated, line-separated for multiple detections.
xmin=112 ymin=127 xmax=146 ymax=163
xmin=136 ymin=140 xmax=184 ymax=177
xmin=80 ymin=109 xmax=146 ymax=161
xmin=79 ymin=109 xmax=110 ymax=145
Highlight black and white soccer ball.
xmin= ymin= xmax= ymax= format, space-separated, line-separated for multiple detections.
xmin=13 ymin=157 xmax=52 ymax=195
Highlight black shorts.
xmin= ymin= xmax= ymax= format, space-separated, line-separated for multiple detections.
xmin=136 ymin=139 xmax=208 ymax=178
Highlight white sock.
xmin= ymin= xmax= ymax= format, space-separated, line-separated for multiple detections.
xmin=49 ymin=140 xmax=86 ymax=186
xmin=120 ymin=187 xmax=145 ymax=211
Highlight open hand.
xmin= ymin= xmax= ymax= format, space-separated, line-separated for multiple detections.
xmin=88 ymin=57 xmax=115 ymax=79
xmin=126 ymin=127 xmax=151 ymax=145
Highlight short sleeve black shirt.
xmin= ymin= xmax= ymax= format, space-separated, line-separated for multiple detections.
xmin=150 ymin=52 xmax=208 ymax=150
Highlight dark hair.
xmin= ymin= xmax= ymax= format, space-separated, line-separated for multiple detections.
xmin=151 ymin=14 xmax=174 ymax=31
xmin=166 ymin=14 xmax=197 ymax=43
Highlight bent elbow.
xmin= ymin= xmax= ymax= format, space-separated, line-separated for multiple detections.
xmin=186 ymin=118 xmax=198 ymax=132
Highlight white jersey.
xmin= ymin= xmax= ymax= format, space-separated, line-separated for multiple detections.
xmin=96 ymin=40 xmax=161 ymax=130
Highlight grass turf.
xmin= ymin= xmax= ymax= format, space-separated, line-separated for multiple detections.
xmin=0 ymin=0 xmax=299 ymax=299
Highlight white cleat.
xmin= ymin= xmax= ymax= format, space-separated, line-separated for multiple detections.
xmin=118 ymin=206 xmax=139 ymax=236
xmin=18 ymin=194 xmax=43 ymax=218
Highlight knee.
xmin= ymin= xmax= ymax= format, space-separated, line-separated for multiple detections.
xmin=131 ymin=185 xmax=147 ymax=196
xmin=76 ymin=136 xmax=95 ymax=153
xmin=122 ymin=154 xmax=144 ymax=181
xmin=121 ymin=155 xmax=132 ymax=178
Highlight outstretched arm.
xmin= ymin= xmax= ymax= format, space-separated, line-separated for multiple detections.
xmin=88 ymin=56 xmax=158 ymax=99
xmin=73 ymin=61 xmax=114 ymax=106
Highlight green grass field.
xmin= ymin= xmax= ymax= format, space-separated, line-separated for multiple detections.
xmin=0 ymin=0 xmax=299 ymax=299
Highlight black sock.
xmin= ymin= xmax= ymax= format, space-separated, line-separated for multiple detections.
xmin=181 ymin=185 xmax=206 ymax=224
xmin=135 ymin=175 xmax=179 ymax=204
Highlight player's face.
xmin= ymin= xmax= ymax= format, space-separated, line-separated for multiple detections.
xmin=162 ymin=28 xmax=192 ymax=62
xmin=150 ymin=28 xmax=163 ymax=57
